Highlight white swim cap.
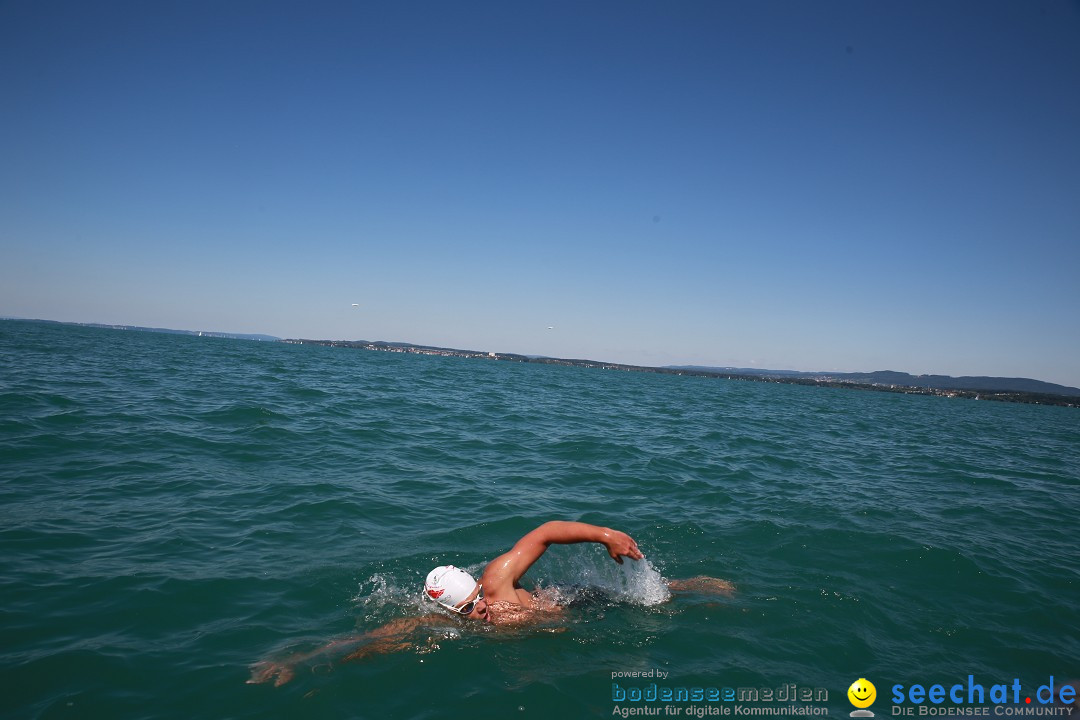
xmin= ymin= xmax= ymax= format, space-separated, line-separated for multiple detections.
xmin=424 ymin=565 xmax=477 ymax=610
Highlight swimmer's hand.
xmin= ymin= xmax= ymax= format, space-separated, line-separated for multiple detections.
xmin=602 ymin=529 xmax=644 ymax=564
xmin=247 ymin=660 xmax=296 ymax=687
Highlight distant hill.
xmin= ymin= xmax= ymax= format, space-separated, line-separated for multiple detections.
xmin=278 ymin=339 xmax=1080 ymax=407
xmin=667 ymin=367 xmax=1080 ymax=397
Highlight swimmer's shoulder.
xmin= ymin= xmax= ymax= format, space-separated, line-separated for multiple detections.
xmin=484 ymin=587 xmax=535 ymax=610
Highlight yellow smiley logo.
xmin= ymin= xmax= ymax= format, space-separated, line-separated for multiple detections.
xmin=848 ymin=678 xmax=876 ymax=708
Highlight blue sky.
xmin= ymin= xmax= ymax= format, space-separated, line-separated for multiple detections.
xmin=2 ymin=1 xmax=1078 ymax=387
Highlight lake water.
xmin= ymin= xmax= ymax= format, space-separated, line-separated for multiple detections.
xmin=1 ymin=319 xmax=1077 ymax=719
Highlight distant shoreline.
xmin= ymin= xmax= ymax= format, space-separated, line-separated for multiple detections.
xmin=284 ymin=338 xmax=1080 ymax=409
xmin=6 ymin=318 xmax=1075 ymax=408
xmin=0 ymin=317 xmax=279 ymax=343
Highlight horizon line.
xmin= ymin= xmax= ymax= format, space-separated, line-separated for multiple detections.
xmin=4 ymin=315 xmax=1078 ymax=393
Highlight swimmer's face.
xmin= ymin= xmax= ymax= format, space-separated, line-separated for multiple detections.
xmin=456 ymin=584 xmax=489 ymax=622
xmin=468 ymin=597 xmax=488 ymax=622
xmin=848 ymin=679 xmax=876 ymax=708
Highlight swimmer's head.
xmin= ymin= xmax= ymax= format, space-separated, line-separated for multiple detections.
xmin=424 ymin=566 xmax=486 ymax=620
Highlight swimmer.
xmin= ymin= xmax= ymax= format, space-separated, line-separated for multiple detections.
xmin=425 ymin=520 xmax=644 ymax=624
xmin=248 ymin=520 xmax=733 ymax=686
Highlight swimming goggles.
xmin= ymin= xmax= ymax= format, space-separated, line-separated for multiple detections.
xmin=451 ymin=585 xmax=483 ymax=615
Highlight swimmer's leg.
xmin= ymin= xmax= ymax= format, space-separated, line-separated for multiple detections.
xmin=668 ymin=576 xmax=735 ymax=597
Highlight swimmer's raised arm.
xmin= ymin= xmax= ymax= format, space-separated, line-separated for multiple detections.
xmin=537 ymin=521 xmax=642 ymax=564
xmin=482 ymin=521 xmax=643 ymax=597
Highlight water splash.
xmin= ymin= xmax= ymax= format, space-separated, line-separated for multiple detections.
xmin=353 ymin=549 xmax=672 ymax=622
xmin=534 ymin=545 xmax=671 ymax=606
xmin=352 ymin=572 xmax=428 ymax=620
xmin=353 ymin=564 xmax=488 ymax=620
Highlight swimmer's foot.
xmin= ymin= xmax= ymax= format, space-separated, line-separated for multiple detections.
xmin=247 ymin=660 xmax=296 ymax=687
xmin=668 ymin=576 xmax=735 ymax=597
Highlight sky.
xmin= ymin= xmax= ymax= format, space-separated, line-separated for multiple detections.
xmin=2 ymin=1 xmax=1078 ymax=388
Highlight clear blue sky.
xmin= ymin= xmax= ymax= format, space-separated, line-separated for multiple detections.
xmin=2 ymin=1 xmax=1078 ymax=387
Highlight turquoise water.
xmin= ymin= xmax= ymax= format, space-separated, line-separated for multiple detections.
xmin=1 ymin=319 xmax=1077 ymax=719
